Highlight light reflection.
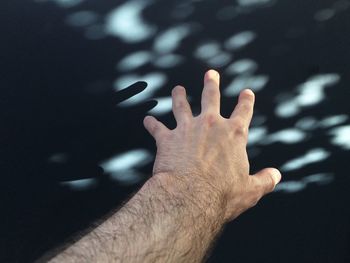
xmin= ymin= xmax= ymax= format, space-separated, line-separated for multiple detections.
xmin=224 ymin=31 xmax=256 ymax=50
xmin=35 ymin=0 xmax=84 ymax=8
xmin=61 ymin=178 xmax=97 ymax=191
xmin=264 ymin=128 xmax=307 ymax=144
xmin=100 ymin=149 xmax=153 ymax=185
xmin=295 ymin=116 xmax=318 ymax=130
xmin=248 ymin=127 xmax=267 ymax=146
xmin=153 ymin=54 xmax=184 ymax=68
xmin=281 ymin=148 xmax=330 ymax=172
xmin=105 ymin=0 xmax=157 ymax=43
xmin=223 ymin=75 xmax=269 ymax=96
xmin=328 ymin=125 xmax=350 ymax=150
xmin=207 ymin=52 xmax=232 ymax=67
xmin=225 ymin=59 xmax=258 ymax=75
xmin=153 ymin=25 xmax=193 ymax=54
xmin=319 ymin=115 xmax=348 ymax=128
xmin=148 ymin=97 xmax=173 ymax=115
xmin=117 ymin=51 xmax=153 ymax=71
xmin=275 ymin=173 xmax=334 ymax=193
xmin=237 ymin=0 xmax=274 ymax=7
xmin=275 ymin=74 xmax=341 ymax=118
xmin=114 ymin=72 xmax=167 ymax=106
xmin=194 ymin=41 xmax=222 ymax=60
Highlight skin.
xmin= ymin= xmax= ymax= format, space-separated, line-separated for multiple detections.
xmin=46 ymin=70 xmax=281 ymax=263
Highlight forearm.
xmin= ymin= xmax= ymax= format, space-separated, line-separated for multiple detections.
xmin=49 ymin=174 xmax=226 ymax=263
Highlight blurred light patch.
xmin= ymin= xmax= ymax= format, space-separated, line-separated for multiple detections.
xmin=153 ymin=25 xmax=192 ymax=54
xmin=275 ymin=173 xmax=334 ymax=194
xmin=329 ymin=125 xmax=350 ymax=150
xmin=101 ymin=149 xmax=152 ymax=171
xmin=281 ymin=148 xmax=330 ymax=172
xmin=65 ymin=11 xmax=98 ymax=27
xmin=224 ymin=31 xmax=256 ymax=50
xmin=264 ymin=128 xmax=307 ymax=144
xmin=314 ymin=9 xmax=336 ymax=21
xmin=117 ymin=51 xmax=153 ymax=71
xmin=194 ymin=41 xmax=222 ymax=60
xmin=153 ymin=54 xmax=184 ymax=68
xmin=100 ymin=149 xmax=153 ymax=185
xmin=223 ymin=75 xmax=269 ymax=96
xmin=319 ymin=115 xmax=348 ymax=128
xmin=275 ymin=181 xmax=307 ymax=193
xmin=295 ymin=116 xmax=318 ymax=130
xmin=61 ymin=178 xmax=97 ymax=191
xmin=225 ymin=59 xmax=258 ymax=75
xmin=333 ymin=0 xmax=350 ymax=11
xmin=237 ymin=0 xmax=274 ymax=6
xmin=275 ymin=74 xmax=341 ymax=118
xmin=48 ymin=153 xmax=69 ymax=163
xmin=106 ymin=0 xmax=156 ymax=43
xmin=171 ymin=3 xmax=195 ymax=19
xmin=248 ymin=127 xmax=267 ymax=146
xmin=85 ymin=24 xmax=106 ymax=40
xmin=207 ymin=52 xmax=232 ymax=67
xmin=303 ymin=173 xmax=334 ymax=185
xmin=148 ymin=97 xmax=173 ymax=115
xmin=35 ymin=0 xmax=84 ymax=8
xmin=114 ymin=72 xmax=167 ymax=106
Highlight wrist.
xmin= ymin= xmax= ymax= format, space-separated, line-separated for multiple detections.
xmin=148 ymin=172 xmax=227 ymax=226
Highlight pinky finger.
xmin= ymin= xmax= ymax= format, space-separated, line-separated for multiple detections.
xmin=143 ymin=116 xmax=170 ymax=141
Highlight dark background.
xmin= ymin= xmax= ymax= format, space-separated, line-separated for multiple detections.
xmin=1 ymin=0 xmax=349 ymax=262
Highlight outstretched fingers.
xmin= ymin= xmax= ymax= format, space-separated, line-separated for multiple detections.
xmin=201 ymin=70 xmax=221 ymax=115
xmin=172 ymin=86 xmax=193 ymax=126
xmin=143 ymin=116 xmax=170 ymax=141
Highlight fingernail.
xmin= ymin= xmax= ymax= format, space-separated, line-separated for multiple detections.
xmin=205 ymin=69 xmax=219 ymax=82
xmin=271 ymin=169 xmax=282 ymax=185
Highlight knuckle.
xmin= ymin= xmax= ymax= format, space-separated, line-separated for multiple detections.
xmin=201 ymin=112 xmax=218 ymax=126
xmin=231 ymin=119 xmax=247 ymax=136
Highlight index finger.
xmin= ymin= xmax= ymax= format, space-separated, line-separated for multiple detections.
xmin=230 ymin=89 xmax=255 ymax=128
xmin=201 ymin=70 xmax=221 ymax=114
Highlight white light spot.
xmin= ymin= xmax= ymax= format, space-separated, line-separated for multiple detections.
xmin=153 ymin=25 xmax=192 ymax=54
xmin=265 ymin=128 xmax=307 ymax=144
xmin=114 ymin=72 xmax=167 ymax=106
xmin=153 ymin=54 xmax=184 ymax=68
xmin=194 ymin=41 xmax=221 ymax=60
xmin=302 ymin=173 xmax=334 ymax=185
xmin=224 ymin=31 xmax=256 ymax=50
xmin=319 ymin=115 xmax=348 ymax=128
xmin=84 ymin=24 xmax=106 ymax=40
xmin=61 ymin=178 xmax=97 ymax=191
xmin=48 ymin=153 xmax=69 ymax=163
xmin=35 ymin=0 xmax=84 ymax=8
xmin=237 ymin=0 xmax=274 ymax=6
xmin=226 ymin=59 xmax=258 ymax=75
xmin=117 ymin=51 xmax=153 ymax=71
xmin=207 ymin=52 xmax=232 ymax=67
xmin=275 ymin=181 xmax=307 ymax=193
xmin=295 ymin=117 xmax=318 ymax=130
xmin=223 ymin=75 xmax=269 ymax=96
xmin=328 ymin=125 xmax=350 ymax=150
xmin=101 ymin=149 xmax=152 ymax=172
xmin=148 ymin=97 xmax=173 ymax=115
xmin=248 ymin=127 xmax=267 ymax=146
xmin=105 ymin=1 xmax=157 ymax=43
xmin=281 ymin=148 xmax=331 ymax=172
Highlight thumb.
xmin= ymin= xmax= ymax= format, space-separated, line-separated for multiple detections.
xmin=143 ymin=115 xmax=169 ymax=141
xmin=252 ymin=168 xmax=282 ymax=196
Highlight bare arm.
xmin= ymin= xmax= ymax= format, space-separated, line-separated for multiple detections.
xmin=48 ymin=70 xmax=281 ymax=263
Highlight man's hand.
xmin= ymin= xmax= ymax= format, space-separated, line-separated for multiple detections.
xmin=46 ymin=70 xmax=281 ymax=263
xmin=144 ymin=69 xmax=281 ymax=222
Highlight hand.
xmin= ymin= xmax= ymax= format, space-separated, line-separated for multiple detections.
xmin=143 ymin=70 xmax=281 ymax=223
